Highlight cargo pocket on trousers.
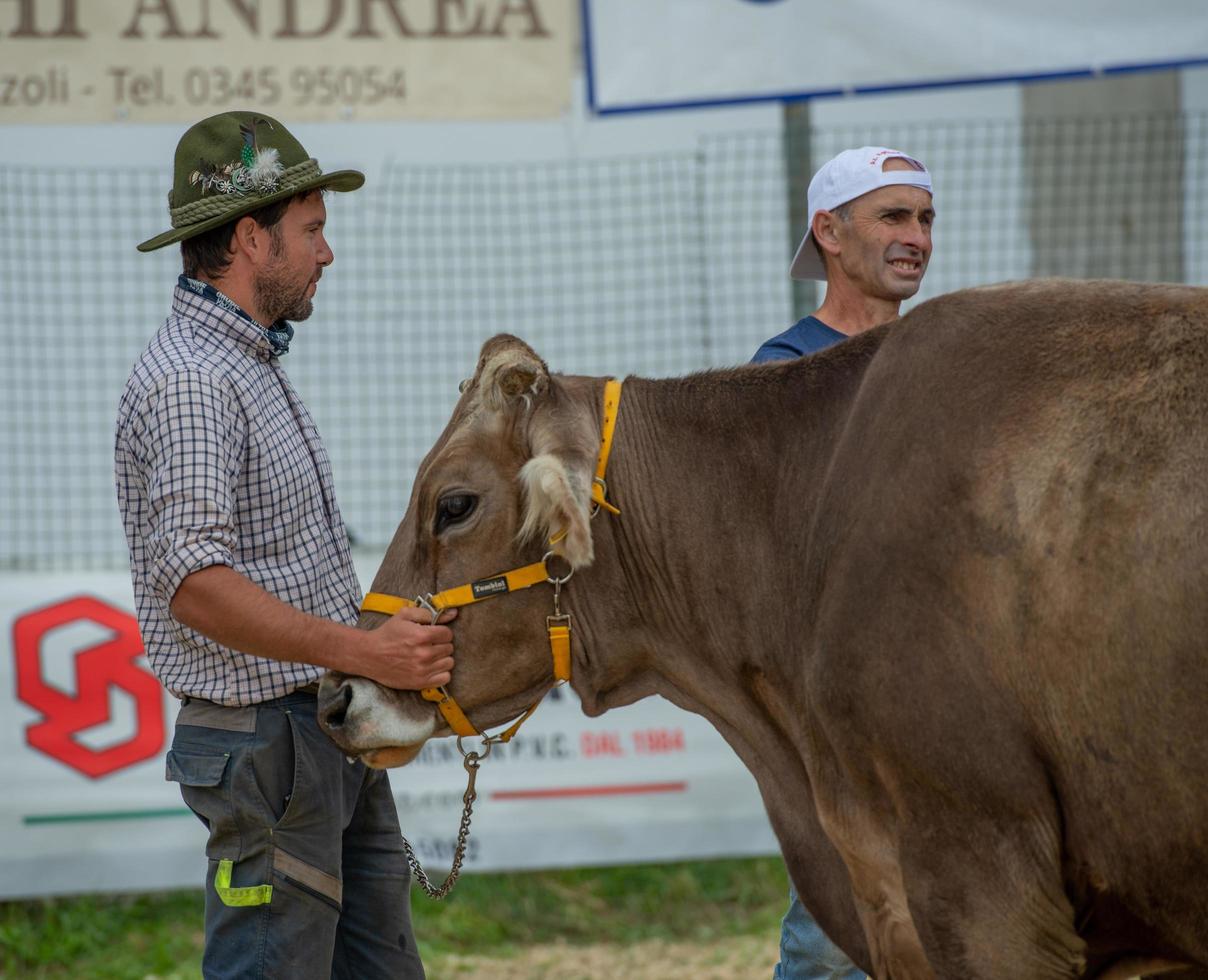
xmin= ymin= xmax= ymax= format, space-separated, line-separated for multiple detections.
xmin=166 ymin=748 xmax=239 ymax=859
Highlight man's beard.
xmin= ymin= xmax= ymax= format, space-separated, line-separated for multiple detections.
xmin=253 ymin=258 xmax=314 ymax=325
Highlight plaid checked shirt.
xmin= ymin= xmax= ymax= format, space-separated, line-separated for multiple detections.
xmin=115 ymin=281 xmax=361 ymax=705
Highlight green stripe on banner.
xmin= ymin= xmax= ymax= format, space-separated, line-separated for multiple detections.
xmin=24 ymin=808 xmax=192 ymax=825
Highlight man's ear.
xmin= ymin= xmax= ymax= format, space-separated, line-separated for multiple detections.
xmin=812 ymin=209 xmax=843 ymax=259
xmin=231 ymin=215 xmax=270 ymax=265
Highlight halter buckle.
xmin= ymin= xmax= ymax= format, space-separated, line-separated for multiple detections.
xmin=590 ymin=477 xmax=607 ymax=518
xmin=416 ymin=593 xmax=439 ymax=624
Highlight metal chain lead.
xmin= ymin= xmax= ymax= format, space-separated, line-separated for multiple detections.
xmin=403 ymin=552 xmax=573 ymax=899
xmin=400 ymin=749 xmax=482 ymax=899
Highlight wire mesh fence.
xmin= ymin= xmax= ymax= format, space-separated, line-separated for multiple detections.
xmin=2 ymin=111 xmax=1205 ymax=572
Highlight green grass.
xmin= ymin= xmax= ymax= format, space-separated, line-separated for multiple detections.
xmin=0 ymin=889 xmax=205 ymax=979
xmin=0 ymin=857 xmax=789 ymax=978
xmin=411 ymin=857 xmax=790 ymax=957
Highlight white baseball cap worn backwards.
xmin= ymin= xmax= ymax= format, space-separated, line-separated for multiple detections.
xmin=789 ymin=145 xmax=933 ymax=281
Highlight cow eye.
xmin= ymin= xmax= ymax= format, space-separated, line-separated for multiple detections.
xmin=435 ymin=493 xmax=477 ymax=533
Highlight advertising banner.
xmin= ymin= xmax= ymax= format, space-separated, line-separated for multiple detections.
xmin=1 ymin=565 xmax=778 ymax=900
xmin=582 ymin=0 xmax=1208 ymax=114
xmin=0 ymin=0 xmax=572 ymax=123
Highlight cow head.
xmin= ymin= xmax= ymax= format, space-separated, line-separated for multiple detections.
xmin=318 ymin=334 xmax=604 ymax=766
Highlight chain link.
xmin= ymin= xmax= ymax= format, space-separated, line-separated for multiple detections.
xmin=403 ymin=546 xmax=577 ymax=899
xmin=400 ymin=749 xmax=482 ymax=899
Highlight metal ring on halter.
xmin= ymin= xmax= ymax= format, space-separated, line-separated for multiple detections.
xmin=541 ymin=550 xmax=574 ymax=586
xmin=456 ymin=735 xmax=493 ymax=761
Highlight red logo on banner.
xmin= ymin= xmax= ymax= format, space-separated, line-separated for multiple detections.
xmin=13 ymin=596 xmax=164 ymax=779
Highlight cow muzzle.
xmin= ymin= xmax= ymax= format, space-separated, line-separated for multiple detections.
xmin=317 ymin=674 xmax=436 ymax=766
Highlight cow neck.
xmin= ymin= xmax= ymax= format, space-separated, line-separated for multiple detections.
xmin=567 ymin=341 xmax=887 ymax=724
xmin=359 ymin=378 xmax=624 ymax=745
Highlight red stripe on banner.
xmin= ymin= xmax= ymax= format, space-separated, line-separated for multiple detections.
xmin=490 ymin=781 xmax=688 ymax=801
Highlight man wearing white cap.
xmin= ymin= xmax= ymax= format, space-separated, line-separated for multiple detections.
xmin=752 ymin=146 xmax=935 ymax=979
xmin=754 ymin=145 xmax=934 ymax=364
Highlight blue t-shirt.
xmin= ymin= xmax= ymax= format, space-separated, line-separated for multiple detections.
xmin=750 ymin=316 xmax=847 ymax=364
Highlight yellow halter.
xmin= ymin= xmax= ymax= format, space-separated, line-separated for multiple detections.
xmin=359 ymin=379 xmax=623 ymax=743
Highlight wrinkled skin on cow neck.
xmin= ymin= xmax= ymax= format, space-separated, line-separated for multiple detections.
xmin=319 ymin=279 xmax=1208 ymax=980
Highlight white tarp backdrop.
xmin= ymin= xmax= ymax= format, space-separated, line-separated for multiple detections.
xmin=583 ymin=0 xmax=1208 ymax=113
xmin=1 ymin=562 xmax=777 ymax=900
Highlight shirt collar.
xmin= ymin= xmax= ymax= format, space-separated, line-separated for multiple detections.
xmin=174 ymin=275 xmax=294 ymax=357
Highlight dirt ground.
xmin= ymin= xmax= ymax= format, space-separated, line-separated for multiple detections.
xmin=432 ymin=942 xmax=1161 ymax=980
xmin=431 ymin=934 xmax=786 ymax=979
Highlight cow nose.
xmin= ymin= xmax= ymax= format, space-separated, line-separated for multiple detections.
xmin=320 ymin=681 xmax=353 ymax=730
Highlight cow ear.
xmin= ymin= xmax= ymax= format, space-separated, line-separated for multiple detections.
xmin=518 ymin=454 xmax=593 ymax=568
xmin=474 ymin=334 xmax=549 ymax=412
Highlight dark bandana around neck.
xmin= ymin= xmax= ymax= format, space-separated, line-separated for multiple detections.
xmin=178 ymin=275 xmax=295 ymax=356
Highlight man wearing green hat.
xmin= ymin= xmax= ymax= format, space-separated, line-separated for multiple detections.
xmin=116 ymin=111 xmax=450 ymax=978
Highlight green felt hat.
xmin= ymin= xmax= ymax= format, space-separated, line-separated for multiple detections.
xmin=138 ymin=110 xmax=364 ymax=252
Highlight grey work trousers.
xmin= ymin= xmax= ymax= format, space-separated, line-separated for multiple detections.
xmin=166 ymin=688 xmax=425 ymax=980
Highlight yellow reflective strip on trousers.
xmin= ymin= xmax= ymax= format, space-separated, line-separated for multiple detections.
xmin=214 ymin=858 xmax=273 ymax=907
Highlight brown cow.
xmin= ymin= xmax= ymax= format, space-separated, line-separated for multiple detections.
xmin=318 ymin=279 xmax=1208 ymax=979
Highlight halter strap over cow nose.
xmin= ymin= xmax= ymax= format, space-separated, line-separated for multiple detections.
xmin=359 ymin=378 xmax=623 ymax=744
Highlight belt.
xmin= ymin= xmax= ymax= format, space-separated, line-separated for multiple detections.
xmin=177 ymin=682 xmax=321 ymax=733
